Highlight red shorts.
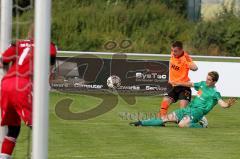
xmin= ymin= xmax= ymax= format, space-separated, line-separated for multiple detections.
xmin=1 ymin=77 xmax=32 ymax=126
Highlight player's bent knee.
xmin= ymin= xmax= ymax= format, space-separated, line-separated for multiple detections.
xmin=7 ymin=126 xmax=21 ymax=138
xmin=179 ymin=100 xmax=189 ymax=108
xmin=163 ymin=97 xmax=173 ymax=104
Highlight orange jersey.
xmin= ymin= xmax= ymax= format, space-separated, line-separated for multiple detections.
xmin=169 ymin=51 xmax=193 ymax=83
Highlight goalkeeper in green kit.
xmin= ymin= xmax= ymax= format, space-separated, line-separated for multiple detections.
xmin=130 ymin=71 xmax=236 ymax=128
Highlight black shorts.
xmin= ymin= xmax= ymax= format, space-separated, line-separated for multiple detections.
xmin=166 ymin=86 xmax=191 ymax=103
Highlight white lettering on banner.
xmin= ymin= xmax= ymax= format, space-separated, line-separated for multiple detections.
xmin=136 ymin=72 xmax=167 ymax=80
xmin=145 ymin=86 xmax=167 ymax=91
xmin=51 ymin=83 xmax=103 ymax=89
xmin=118 ymin=86 xmax=140 ymax=90
xmin=74 ymin=84 xmax=103 ymax=89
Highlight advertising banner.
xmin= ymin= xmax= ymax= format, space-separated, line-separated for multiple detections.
xmin=50 ymin=54 xmax=170 ymax=95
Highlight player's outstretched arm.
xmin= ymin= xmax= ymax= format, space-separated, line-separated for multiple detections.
xmin=218 ymin=98 xmax=237 ymax=108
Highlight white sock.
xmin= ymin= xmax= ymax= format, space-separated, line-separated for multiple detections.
xmin=0 ymin=153 xmax=11 ymax=159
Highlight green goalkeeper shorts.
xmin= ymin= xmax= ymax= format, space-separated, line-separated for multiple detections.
xmin=174 ymin=107 xmax=204 ymax=123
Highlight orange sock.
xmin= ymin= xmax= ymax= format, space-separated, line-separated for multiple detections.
xmin=159 ymin=101 xmax=169 ymax=117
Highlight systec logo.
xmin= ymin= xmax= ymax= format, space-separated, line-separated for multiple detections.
xmin=136 ymin=72 xmax=167 ymax=82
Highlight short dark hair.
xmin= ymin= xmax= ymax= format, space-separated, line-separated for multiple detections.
xmin=172 ymin=41 xmax=183 ymax=49
xmin=208 ymin=71 xmax=219 ymax=82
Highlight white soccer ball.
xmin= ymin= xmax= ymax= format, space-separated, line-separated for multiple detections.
xmin=107 ymin=75 xmax=121 ymax=88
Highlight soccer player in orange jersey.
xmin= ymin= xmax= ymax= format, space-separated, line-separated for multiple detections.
xmin=158 ymin=41 xmax=198 ymax=118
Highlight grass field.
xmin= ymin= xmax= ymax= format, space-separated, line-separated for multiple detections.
xmin=13 ymin=92 xmax=240 ymax=159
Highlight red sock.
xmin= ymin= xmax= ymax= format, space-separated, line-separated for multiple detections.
xmin=1 ymin=136 xmax=16 ymax=155
xmin=159 ymin=100 xmax=169 ymax=117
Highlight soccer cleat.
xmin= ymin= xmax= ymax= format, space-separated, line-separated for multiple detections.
xmin=199 ymin=116 xmax=208 ymax=128
xmin=129 ymin=121 xmax=142 ymax=126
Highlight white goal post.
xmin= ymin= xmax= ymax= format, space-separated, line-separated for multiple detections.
xmin=32 ymin=0 xmax=52 ymax=159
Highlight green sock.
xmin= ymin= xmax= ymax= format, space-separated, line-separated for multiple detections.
xmin=141 ymin=118 xmax=164 ymax=126
xmin=189 ymin=122 xmax=203 ymax=128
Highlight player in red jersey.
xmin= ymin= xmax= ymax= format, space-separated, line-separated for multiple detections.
xmin=0 ymin=26 xmax=57 ymax=159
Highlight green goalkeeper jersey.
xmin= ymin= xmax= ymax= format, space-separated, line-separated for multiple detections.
xmin=189 ymin=81 xmax=222 ymax=115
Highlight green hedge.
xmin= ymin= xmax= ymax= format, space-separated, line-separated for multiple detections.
xmin=51 ymin=0 xmax=190 ymax=53
xmin=190 ymin=6 xmax=240 ymax=56
xmin=11 ymin=0 xmax=240 ymax=56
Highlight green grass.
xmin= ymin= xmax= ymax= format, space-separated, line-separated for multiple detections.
xmin=13 ymin=92 xmax=240 ymax=159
